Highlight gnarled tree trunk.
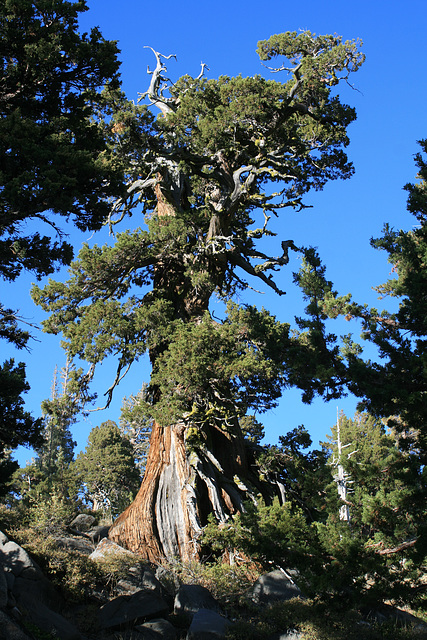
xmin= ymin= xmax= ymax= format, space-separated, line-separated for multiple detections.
xmin=109 ymin=416 xmax=269 ymax=561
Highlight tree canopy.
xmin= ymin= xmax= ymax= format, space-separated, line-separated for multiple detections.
xmin=0 ymin=0 xmax=123 ymax=284
xmin=0 ymin=0 xmax=123 ymax=480
xmin=31 ymin=31 xmax=365 ymax=561
xmin=33 ymin=31 xmax=364 ymax=410
xmin=74 ymin=420 xmax=140 ymax=518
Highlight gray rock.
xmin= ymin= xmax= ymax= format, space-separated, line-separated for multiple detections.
xmin=186 ymin=609 xmax=230 ymax=639
xmin=69 ymin=513 xmax=96 ymax=532
xmin=117 ymin=565 xmax=174 ymax=609
xmin=117 ymin=578 xmax=142 ymax=595
xmin=13 ymin=574 xmax=62 ymax=613
xmin=140 ymin=567 xmax=174 ymax=607
xmin=0 ymin=609 xmax=33 ymax=640
xmin=0 ymin=536 xmax=77 ymax=639
xmin=0 ymin=531 xmax=9 ymax=546
xmin=54 ymin=536 xmax=94 ymax=555
xmin=155 ymin=565 xmax=180 ymax=595
xmin=87 ymin=525 xmax=110 ymax=543
xmin=0 ymin=565 xmax=8 ymax=608
xmin=3 ymin=567 xmax=15 ymax=592
xmin=99 ymin=590 xmax=170 ymax=629
xmin=136 ymin=618 xmax=177 ymax=639
xmin=89 ymin=537 xmax=134 ymax=561
xmin=364 ymin=605 xmax=427 ymax=631
xmin=140 ymin=566 xmax=164 ymax=592
xmin=174 ymin=584 xmax=221 ymax=621
xmin=23 ymin=602 xmax=82 ymax=640
xmin=251 ymin=570 xmax=302 ymax=604
xmin=0 ymin=541 xmax=43 ymax=579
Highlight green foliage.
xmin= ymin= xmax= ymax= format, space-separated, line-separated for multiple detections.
xmin=119 ymin=383 xmax=153 ymax=477
xmin=288 ymin=141 xmax=427 ymax=598
xmin=226 ymin=598 xmax=418 ymax=640
xmin=36 ymin=361 xmax=83 ymax=484
xmin=32 ymin=30 xmax=364 ymax=418
xmin=13 ymin=527 xmax=100 ymax=602
xmin=92 ymin=550 xmax=142 ymax=595
xmin=0 ymin=0 xmax=124 ymax=500
xmin=161 ymin=556 xmax=260 ymax=604
xmin=321 ymin=412 xmax=426 ymax=605
xmin=212 ymin=411 xmax=424 ymax=607
xmin=291 ymin=247 xmax=352 ymax=402
xmin=203 ymin=498 xmax=315 ymax=576
xmin=27 ymin=489 xmax=76 ymax=534
xmin=0 ymin=359 xmax=42 ymax=492
xmin=149 ymin=303 xmax=294 ymax=427
xmin=257 ymin=426 xmax=329 ymax=520
xmin=73 ymin=420 xmax=140 ymax=518
xmin=239 ymin=415 xmax=265 ymax=445
xmin=0 ymin=0 xmax=123 ymax=281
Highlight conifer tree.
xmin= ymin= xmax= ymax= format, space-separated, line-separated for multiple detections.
xmin=33 ymin=32 xmax=364 ymax=561
xmin=37 ymin=361 xmax=78 ymax=480
xmin=0 ymin=0 xmax=123 ymax=484
xmin=119 ymin=384 xmax=152 ymax=478
xmin=345 ymin=141 xmax=427 ymax=458
xmin=320 ymin=411 xmax=425 ymax=602
xmin=0 ymin=359 xmax=42 ymax=493
xmin=74 ymin=420 xmax=140 ymax=520
xmin=10 ymin=360 xmax=85 ymax=516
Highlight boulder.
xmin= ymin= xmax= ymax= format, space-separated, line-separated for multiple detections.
xmin=251 ymin=570 xmax=302 ymax=604
xmin=87 ymin=525 xmax=110 ymax=543
xmin=0 ymin=531 xmax=80 ymax=640
xmin=0 ymin=609 xmax=33 ymax=640
xmin=22 ymin=601 xmax=81 ymax=640
xmin=174 ymin=584 xmax=221 ymax=622
xmin=69 ymin=514 xmax=96 ymax=532
xmin=54 ymin=536 xmax=94 ymax=555
xmin=0 ymin=541 xmax=44 ymax=580
xmin=363 ymin=605 xmax=427 ymax=632
xmin=186 ymin=608 xmax=231 ymax=639
xmin=116 ymin=565 xmax=174 ymax=610
xmin=135 ymin=618 xmax=177 ymax=639
xmin=0 ymin=564 xmax=8 ymax=608
xmin=89 ymin=537 xmax=134 ymax=562
xmin=0 ymin=531 xmax=9 ymax=546
xmin=99 ymin=589 xmax=170 ymax=630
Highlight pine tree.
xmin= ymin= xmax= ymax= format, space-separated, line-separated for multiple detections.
xmin=74 ymin=420 xmax=140 ymax=520
xmin=320 ymin=411 xmax=425 ymax=602
xmin=37 ymin=361 xmax=78 ymax=483
xmin=119 ymin=384 xmax=153 ymax=477
xmin=0 ymin=0 xmax=123 ymax=488
xmin=0 ymin=0 xmax=122 ymax=282
xmin=33 ymin=32 xmax=364 ymax=561
xmin=0 ymin=359 xmax=42 ymax=493
xmin=10 ymin=360 xmax=85 ymax=520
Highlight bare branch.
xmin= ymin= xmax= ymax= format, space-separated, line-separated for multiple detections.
xmin=229 ymin=251 xmax=286 ymax=296
xmin=139 ymin=47 xmax=178 ymax=116
xmin=195 ymin=62 xmax=210 ymax=80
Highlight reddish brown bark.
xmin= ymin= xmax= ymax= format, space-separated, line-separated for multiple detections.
xmin=109 ymin=417 xmax=257 ymax=562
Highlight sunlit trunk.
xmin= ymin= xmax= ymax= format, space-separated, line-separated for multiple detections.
xmin=109 ymin=417 xmax=259 ymax=561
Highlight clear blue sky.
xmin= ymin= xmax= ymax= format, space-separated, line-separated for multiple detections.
xmin=4 ymin=0 xmax=427 ymax=465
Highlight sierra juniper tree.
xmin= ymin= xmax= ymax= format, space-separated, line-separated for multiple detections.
xmin=33 ymin=31 xmax=364 ymax=561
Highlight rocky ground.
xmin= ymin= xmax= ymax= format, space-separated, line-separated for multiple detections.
xmin=0 ymin=514 xmax=426 ymax=640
